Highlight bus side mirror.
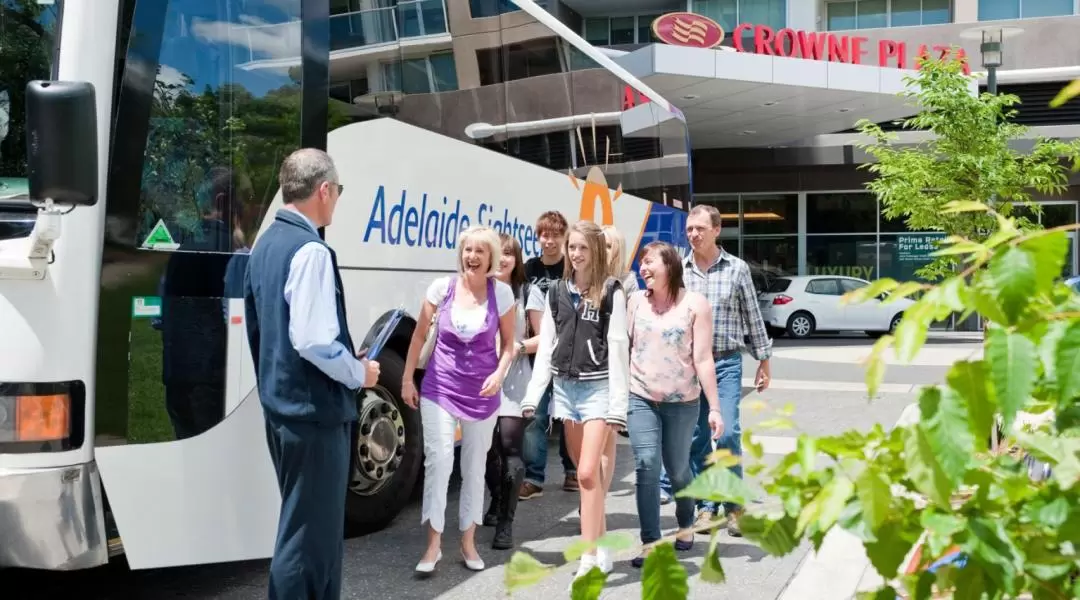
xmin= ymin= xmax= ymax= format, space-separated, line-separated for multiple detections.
xmin=25 ymin=80 xmax=98 ymax=206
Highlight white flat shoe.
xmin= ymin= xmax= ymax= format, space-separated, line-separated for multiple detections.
xmin=461 ymin=549 xmax=485 ymax=571
xmin=415 ymin=550 xmax=442 ymax=574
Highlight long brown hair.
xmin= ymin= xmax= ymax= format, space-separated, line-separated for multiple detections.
xmin=641 ymin=241 xmax=684 ymax=301
xmin=564 ymin=220 xmax=610 ymax=305
xmin=499 ymin=233 xmax=527 ymax=298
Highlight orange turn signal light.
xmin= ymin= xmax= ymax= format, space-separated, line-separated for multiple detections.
xmin=14 ymin=394 xmax=71 ymax=442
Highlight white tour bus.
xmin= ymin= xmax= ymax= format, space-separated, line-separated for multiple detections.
xmin=0 ymin=0 xmax=691 ymax=571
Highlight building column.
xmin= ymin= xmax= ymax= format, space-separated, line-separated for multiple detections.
xmin=797 ymin=192 xmax=807 ymax=275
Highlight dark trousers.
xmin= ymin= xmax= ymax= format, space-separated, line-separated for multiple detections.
xmin=264 ymin=417 xmax=351 ymax=600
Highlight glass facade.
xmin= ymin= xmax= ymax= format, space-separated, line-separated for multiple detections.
xmin=694 ymin=192 xmax=947 ymax=292
xmin=691 ymin=0 xmax=787 ymax=33
xmin=826 ymin=0 xmax=951 ymax=30
xmin=979 ymin=0 xmax=1076 ymax=20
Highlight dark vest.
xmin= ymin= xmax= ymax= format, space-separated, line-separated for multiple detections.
xmin=243 ymin=209 xmax=357 ymax=425
xmin=547 ymin=278 xmax=620 ymax=381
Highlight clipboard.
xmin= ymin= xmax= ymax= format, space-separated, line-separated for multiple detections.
xmin=366 ymin=308 xmax=404 ymax=361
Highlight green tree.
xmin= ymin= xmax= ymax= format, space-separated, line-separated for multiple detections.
xmin=856 ymin=53 xmax=1080 ymax=282
xmin=0 ymin=0 xmax=59 ymax=179
xmin=505 ymin=60 xmax=1080 ymax=600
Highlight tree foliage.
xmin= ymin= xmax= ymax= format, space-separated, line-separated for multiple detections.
xmin=505 ymin=58 xmax=1080 ymax=600
xmin=855 ymin=53 xmax=1080 ymax=281
xmin=0 ymin=0 xmax=58 ymax=179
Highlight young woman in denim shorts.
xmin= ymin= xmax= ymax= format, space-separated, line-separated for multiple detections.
xmin=521 ymin=220 xmax=629 ymax=582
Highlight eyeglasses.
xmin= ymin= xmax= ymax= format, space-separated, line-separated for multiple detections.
xmin=327 ymin=182 xmax=344 ymax=196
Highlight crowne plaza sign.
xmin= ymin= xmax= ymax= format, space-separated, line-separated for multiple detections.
xmin=651 ymin=14 xmax=971 ymax=75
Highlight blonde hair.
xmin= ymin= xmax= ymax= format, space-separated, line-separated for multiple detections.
xmin=456 ymin=225 xmax=502 ymax=277
xmin=602 ymin=225 xmax=630 ymax=280
xmin=564 ymin=220 xmax=610 ymax=305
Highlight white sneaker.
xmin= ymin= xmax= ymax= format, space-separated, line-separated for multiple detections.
xmin=596 ymin=547 xmax=614 ymax=574
xmin=569 ymin=553 xmax=598 ymax=592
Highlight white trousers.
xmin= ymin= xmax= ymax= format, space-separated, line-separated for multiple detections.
xmin=420 ymin=398 xmax=497 ymax=533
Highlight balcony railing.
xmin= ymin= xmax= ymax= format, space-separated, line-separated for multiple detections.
xmin=232 ymin=1 xmax=448 ymax=64
xmin=329 ymin=0 xmax=448 ymax=51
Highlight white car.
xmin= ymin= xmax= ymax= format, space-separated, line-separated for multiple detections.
xmin=758 ymin=275 xmax=915 ymax=339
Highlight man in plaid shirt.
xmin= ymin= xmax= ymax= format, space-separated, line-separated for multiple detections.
xmin=682 ymin=204 xmax=772 ymax=537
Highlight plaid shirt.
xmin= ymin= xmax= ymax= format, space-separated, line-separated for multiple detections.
xmin=683 ymin=248 xmax=772 ymax=361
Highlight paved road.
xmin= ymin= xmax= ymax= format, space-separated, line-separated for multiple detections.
xmin=6 ymin=334 xmax=980 ymax=599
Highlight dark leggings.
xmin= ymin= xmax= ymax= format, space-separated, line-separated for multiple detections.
xmin=485 ymin=416 xmax=527 ymax=493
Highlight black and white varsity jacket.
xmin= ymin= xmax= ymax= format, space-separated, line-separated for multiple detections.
xmin=520 ymin=277 xmax=630 ymax=428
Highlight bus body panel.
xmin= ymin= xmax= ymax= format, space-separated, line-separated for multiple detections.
xmin=95 ymin=116 xmax=686 ymax=569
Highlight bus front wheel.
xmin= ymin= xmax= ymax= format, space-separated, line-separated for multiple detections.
xmin=345 ymin=350 xmax=422 ymax=534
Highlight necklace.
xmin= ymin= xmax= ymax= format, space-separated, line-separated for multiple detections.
xmin=647 ymin=290 xmax=676 ymax=315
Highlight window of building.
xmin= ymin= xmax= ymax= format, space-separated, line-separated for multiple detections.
xmin=826 ymin=0 xmax=951 ymax=29
xmin=382 ymin=52 xmax=458 ymax=94
xmin=582 ymin=14 xmax=661 ymax=46
xmin=469 ymin=0 xmax=520 ymax=19
xmin=979 ymin=0 xmax=1075 ymax=20
xmin=476 ymin=38 xmax=561 ymax=86
xmin=807 ymin=193 xmax=878 ymax=233
xmin=694 ymin=193 xmax=797 ymax=292
xmin=807 ymin=235 xmax=879 ymax=280
xmin=691 ymin=0 xmax=786 ymax=31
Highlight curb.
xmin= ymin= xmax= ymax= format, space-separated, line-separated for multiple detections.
xmin=776 ymin=403 xmax=921 ymax=600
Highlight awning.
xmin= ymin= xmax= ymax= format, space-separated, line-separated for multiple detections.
xmin=614 ymin=43 xmax=930 ymax=149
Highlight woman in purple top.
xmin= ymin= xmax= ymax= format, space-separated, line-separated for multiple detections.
xmin=402 ymin=225 xmax=516 ymax=575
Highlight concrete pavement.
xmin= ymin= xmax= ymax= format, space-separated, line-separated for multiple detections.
xmin=5 ymin=334 xmax=976 ymax=599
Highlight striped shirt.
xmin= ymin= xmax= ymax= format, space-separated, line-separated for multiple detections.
xmin=683 ymin=248 xmax=772 ymax=361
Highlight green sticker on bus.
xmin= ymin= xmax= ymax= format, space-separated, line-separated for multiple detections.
xmin=142 ymin=219 xmax=179 ymax=251
xmin=132 ymin=296 xmax=162 ymax=319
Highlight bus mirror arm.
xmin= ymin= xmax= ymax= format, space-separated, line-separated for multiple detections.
xmin=0 ymin=198 xmax=64 ymax=281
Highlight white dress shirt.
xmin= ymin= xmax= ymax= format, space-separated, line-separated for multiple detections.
xmin=281 ymin=208 xmax=367 ymax=390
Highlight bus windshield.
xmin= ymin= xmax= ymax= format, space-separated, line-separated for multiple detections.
xmin=0 ymin=0 xmax=63 ymax=206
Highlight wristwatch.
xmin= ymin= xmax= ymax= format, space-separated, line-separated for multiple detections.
xmin=517 ymin=341 xmax=526 ymax=355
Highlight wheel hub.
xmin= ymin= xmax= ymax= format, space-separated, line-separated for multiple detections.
xmin=350 ymin=388 xmax=406 ymax=496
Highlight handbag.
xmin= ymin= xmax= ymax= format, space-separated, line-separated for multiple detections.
xmin=417 ymin=308 xmax=439 ymax=369
xmin=418 ymin=277 xmax=453 ymax=368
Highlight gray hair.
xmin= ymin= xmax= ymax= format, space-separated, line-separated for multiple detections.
xmin=279 ymin=148 xmax=338 ymax=204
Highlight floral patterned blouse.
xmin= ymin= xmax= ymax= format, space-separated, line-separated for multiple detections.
xmin=628 ymin=290 xmax=701 ymax=403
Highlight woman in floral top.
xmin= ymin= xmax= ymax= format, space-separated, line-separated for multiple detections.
xmin=626 ymin=241 xmax=724 ymax=567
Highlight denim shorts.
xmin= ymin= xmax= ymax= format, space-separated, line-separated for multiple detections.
xmin=551 ymin=376 xmax=609 ymax=423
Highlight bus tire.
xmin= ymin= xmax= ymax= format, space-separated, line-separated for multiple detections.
xmin=345 ymin=350 xmax=423 ymax=534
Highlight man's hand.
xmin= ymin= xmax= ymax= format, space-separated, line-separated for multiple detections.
xmin=707 ymin=409 xmax=725 ymax=440
xmin=362 ymin=359 xmax=380 ymax=389
xmin=755 ymin=359 xmax=771 ymax=393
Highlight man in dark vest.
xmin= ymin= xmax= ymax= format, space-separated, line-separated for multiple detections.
xmin=244 ymin=148 xmax=379 ymax=599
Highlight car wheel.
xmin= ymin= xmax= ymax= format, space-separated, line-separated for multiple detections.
xmin=889 ymin=313 xmax=903 ymax=333
xmin=786 ymin=312 xmax=815 ymax=339
xmin=344 ymin=350 xmax=423 ymax=535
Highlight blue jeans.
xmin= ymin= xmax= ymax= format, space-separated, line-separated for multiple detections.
xmin=523 ymin=384 xmax=575 ymax=486
xmin=627 ymin=395 xmax=699 ymax=544
xmin=689 ymin=351 xmax=743 ymax=515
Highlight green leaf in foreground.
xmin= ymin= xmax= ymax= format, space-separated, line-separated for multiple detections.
xmin=700 ymin=531 xmax=726 ymax=584
xmin=1050 ymin=77 xmax=1080 ymax=107
xmin=903 ymin=425 xmax=952 ymax=507
xmin=797 ymin=475 xmax=855 ymax=536
xmin=739 ymin=513 xmax=799 ymax=556
xmin=986 ymin=327 xmax=1038 ymax=429
xmin=987 ymin=246 xmax=1037 ymax=324
xmin=865 ymin=334 xmax=893 ymax=398
xmin=917 ymin=386 xmax=974 ymax=486
xmin=857 ymin=466 xmax=892 ymax=531
xmin=570 ymin=566 xmax=607 ymax=600
xmin=863 ymin=518 xmax=920 ymax=580
xmin=642 ymin=543 xmax=689 ymax=600
xmin=1055 ymin=320 xmax=1080 ymax=402
xmin=678 ymin=463 xmax=755 ymax=507
xmin=945 ymin=360 xmax=994 ymax=441
xmin=505 ymin=552 xmax=555 ymax=591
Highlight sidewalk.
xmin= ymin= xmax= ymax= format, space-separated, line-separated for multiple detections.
xmin=776 ymin=403 xmax=921 ymax=600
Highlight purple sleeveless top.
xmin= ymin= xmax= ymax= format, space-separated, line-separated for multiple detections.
xmin=420 ymin=277 xmax=501 ymax=421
